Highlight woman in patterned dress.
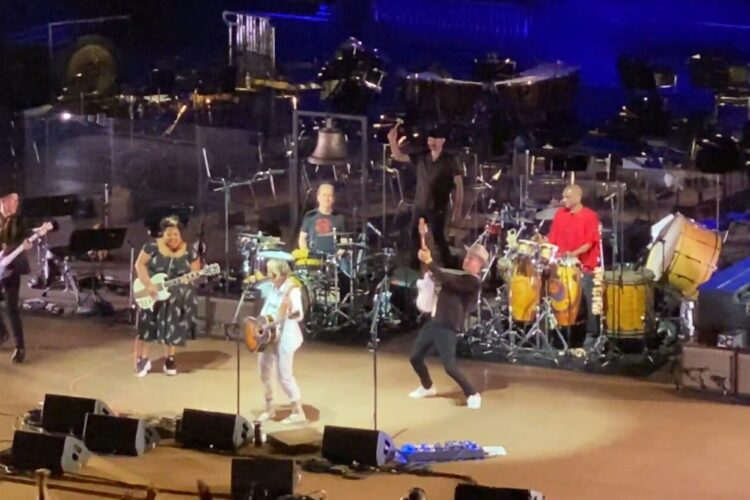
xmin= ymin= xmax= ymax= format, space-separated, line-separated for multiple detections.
xmin=133 ymin=216 xmax=199 ymax=376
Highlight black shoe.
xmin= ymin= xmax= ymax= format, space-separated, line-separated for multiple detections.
xmin=163 ymin=356 xmax=177 ymax=376
xmin=11 ymin=348 xmax=25 ymax=364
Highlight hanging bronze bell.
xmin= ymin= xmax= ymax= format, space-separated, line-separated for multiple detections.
xmin=308 ymin=119 xmax=348 ymax=165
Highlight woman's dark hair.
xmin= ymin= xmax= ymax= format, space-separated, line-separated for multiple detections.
xmin=159 ymin=215 xmax=183 ymax=234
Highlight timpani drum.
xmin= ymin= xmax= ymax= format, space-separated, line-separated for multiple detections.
xmin=603 ymin=269 xmax=654 ymax=337
xmin=645 ymin=213 xmax=721 ymax=298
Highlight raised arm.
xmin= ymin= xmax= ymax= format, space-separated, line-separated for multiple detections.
xmin=387 ymin=124 xmax=410 ymax=163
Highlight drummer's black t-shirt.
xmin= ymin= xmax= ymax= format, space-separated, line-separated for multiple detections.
xmin=300 ymin=209 xmax=345 ymax=255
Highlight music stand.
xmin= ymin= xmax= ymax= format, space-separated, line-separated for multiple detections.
xmin=69 ymin=228 xmax=128 ymax=315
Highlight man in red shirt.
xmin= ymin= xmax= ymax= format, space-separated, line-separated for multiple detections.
xmin=546 ymin=184 xmax=601 ymax=344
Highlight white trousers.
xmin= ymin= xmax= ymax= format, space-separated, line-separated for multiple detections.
xmin=258 ymin=344 xmax=301 ymax=404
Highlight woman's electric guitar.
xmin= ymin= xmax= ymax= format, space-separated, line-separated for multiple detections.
xmin=0 ymin=222 xmax=53 ymax=279
xmin=415 ymin=218 xmax=436 ymax=314
xmin=133 ymin=263 xmax=220 ymax=310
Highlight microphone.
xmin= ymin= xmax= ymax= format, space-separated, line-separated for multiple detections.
xmin=603 ymin=192 xmax=617 ymax=202
xmin=366 ymin=222 xmax=383 ymax=238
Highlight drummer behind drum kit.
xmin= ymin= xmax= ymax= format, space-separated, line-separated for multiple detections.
xmin=234 ymin=228 xmax=395 ymax=336
xmin=468 ymin=208 xmax=722 ymax=363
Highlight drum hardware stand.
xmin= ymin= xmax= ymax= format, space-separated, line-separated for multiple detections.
xmin=516 ymin=267 xmax=569 ymax=362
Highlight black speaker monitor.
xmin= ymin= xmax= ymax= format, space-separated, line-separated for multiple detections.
xmin=177 ymin=409 xmax=250 ymax=451
xmin=42 ymin=394 xmax=113 ymax=437
xmin=83 ymin=413 xmax=159 ymax=456
xmin=321 ymin=425 xmax=395 ymax=467
xmin=231 ymin=457 xmax=295 ymax=500
xmin=11 ymin=430 xmax=91 ymax=475
xmin=455 ymin=484 xmax=545 ymax=500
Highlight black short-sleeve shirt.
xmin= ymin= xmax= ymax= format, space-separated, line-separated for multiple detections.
xmin=410 ymin=151 xmax=462 ymax=212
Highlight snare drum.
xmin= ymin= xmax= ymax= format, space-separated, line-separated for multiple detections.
xmin=603 ymin=269 xmax=654 ymax=337
xmin=547 ymin=261 xmax=582 ymax=327
xmin=292 ymin=248 xmax=325 ymax=268
xmin=645 ymin=213 xmax=721 ymax=298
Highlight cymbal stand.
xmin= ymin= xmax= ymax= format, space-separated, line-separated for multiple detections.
xmin=210 ymin=175 xmax=254 ymax=294
xmin=516 ymin=263 xmax=568 ymax=362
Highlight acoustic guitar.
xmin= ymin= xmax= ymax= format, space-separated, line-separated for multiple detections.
xmin=244 ymin=310 xmax=301 ymax=352
xmin=415 ymin=217 xmax=436 ymax=314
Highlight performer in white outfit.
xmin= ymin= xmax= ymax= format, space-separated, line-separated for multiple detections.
xmin=255 ymin=259 xmax=306 ymax=424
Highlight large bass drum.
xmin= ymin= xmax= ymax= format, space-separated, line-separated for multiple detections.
xmin=645 ymin=213 xmax=721 ymax=298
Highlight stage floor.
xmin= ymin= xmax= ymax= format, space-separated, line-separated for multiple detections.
xmin=1 ymin=314 xmax=748 ymax=499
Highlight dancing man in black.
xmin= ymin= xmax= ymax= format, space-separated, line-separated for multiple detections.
xmin=409 ymin=242 xmax=488 ymax=409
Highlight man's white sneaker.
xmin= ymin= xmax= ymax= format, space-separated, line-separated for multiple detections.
xmin=256 ymin=410 xmax=276 ymax=422
xmin=281 ymin=412 xmax=307 ymax=424
xmin=408 ymin=386 xmax=437 ymax=399
xmin=467 ymin=393 xmax=481 ymax=409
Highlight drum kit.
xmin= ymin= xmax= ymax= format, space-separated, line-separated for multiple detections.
xmin=466 ymin=207 xmax=722 ymax=363
xmin=235 ymin=229 xmax=393 ymax=335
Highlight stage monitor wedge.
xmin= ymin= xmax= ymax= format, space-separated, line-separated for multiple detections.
xmin=83 ymin=413 xmax=159 ymax=456
xmin=321 ymin=425 xmax=394 ymax=467
xmin=455 ymin=484 xmax=545 ymax=500
xmin=42 ymin=394 xmax=113 ymax=437
xmin=177 ymin=409 xmax=250 ymax=451
xmin=231 ymin=457 xmax=296 ymax=500
xmin=11 ymin=430 xmax=91 ymax=475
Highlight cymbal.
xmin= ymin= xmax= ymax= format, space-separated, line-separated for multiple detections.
xmin=256 ymin=250 xmax=295 ymax=262
xmin=337 ymin=242 xmax=368 ymax=249
xmin=535 ymin=206 xmax=558 ymax=221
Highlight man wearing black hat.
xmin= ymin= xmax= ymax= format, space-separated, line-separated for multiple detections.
xmin=0 ymin=191 xmax=31 ymax=363
xmin=388 ymin=124 xmax=463 ymax=267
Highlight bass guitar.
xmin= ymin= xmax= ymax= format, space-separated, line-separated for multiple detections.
xmin=0 ymin=222 xmax=54 ymax=279
xmin=133 ymin=263 xmax=220 ymax=310
xmin=244 ymin=310 xmax=302 ymax=353
xmin=415 ymin=217 xmax=436 ymax=314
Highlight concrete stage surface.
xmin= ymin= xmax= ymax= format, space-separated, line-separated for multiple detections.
xmin=1 ymin=314 xmax=748 ymax=500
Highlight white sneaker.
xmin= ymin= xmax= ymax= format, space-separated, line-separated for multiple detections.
xmin=408 ymin=386 xmax=437 ymax=399
xmin=135 ymin=358 xmax=151 ymax=378
xmin=256 ymin=410 xmax=276 ymax=422
xmin=281 ymin=412 xmax=307 ymax=425
xmin=467 ymin=393 xmax=481 ymax=409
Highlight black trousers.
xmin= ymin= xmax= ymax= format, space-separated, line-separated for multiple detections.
xmin=411 ymin=208 xmax=453 ymax=268
xmin=410 ymin=320 xmax=476 ymax=397
xmin=0 ymin=273 xmax=24 ymax=349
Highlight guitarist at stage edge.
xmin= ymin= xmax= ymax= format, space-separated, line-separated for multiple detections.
xmin=0 ymin=190 xmax=33 ymax=364
xmin=252 ymin=259 xmax=307 ymax=425
xmin=409 ymin=241 xmax=489 ymax=410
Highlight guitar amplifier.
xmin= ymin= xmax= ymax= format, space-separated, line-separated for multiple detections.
xmin=678 ymin=344 xmax=736 ymax=396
